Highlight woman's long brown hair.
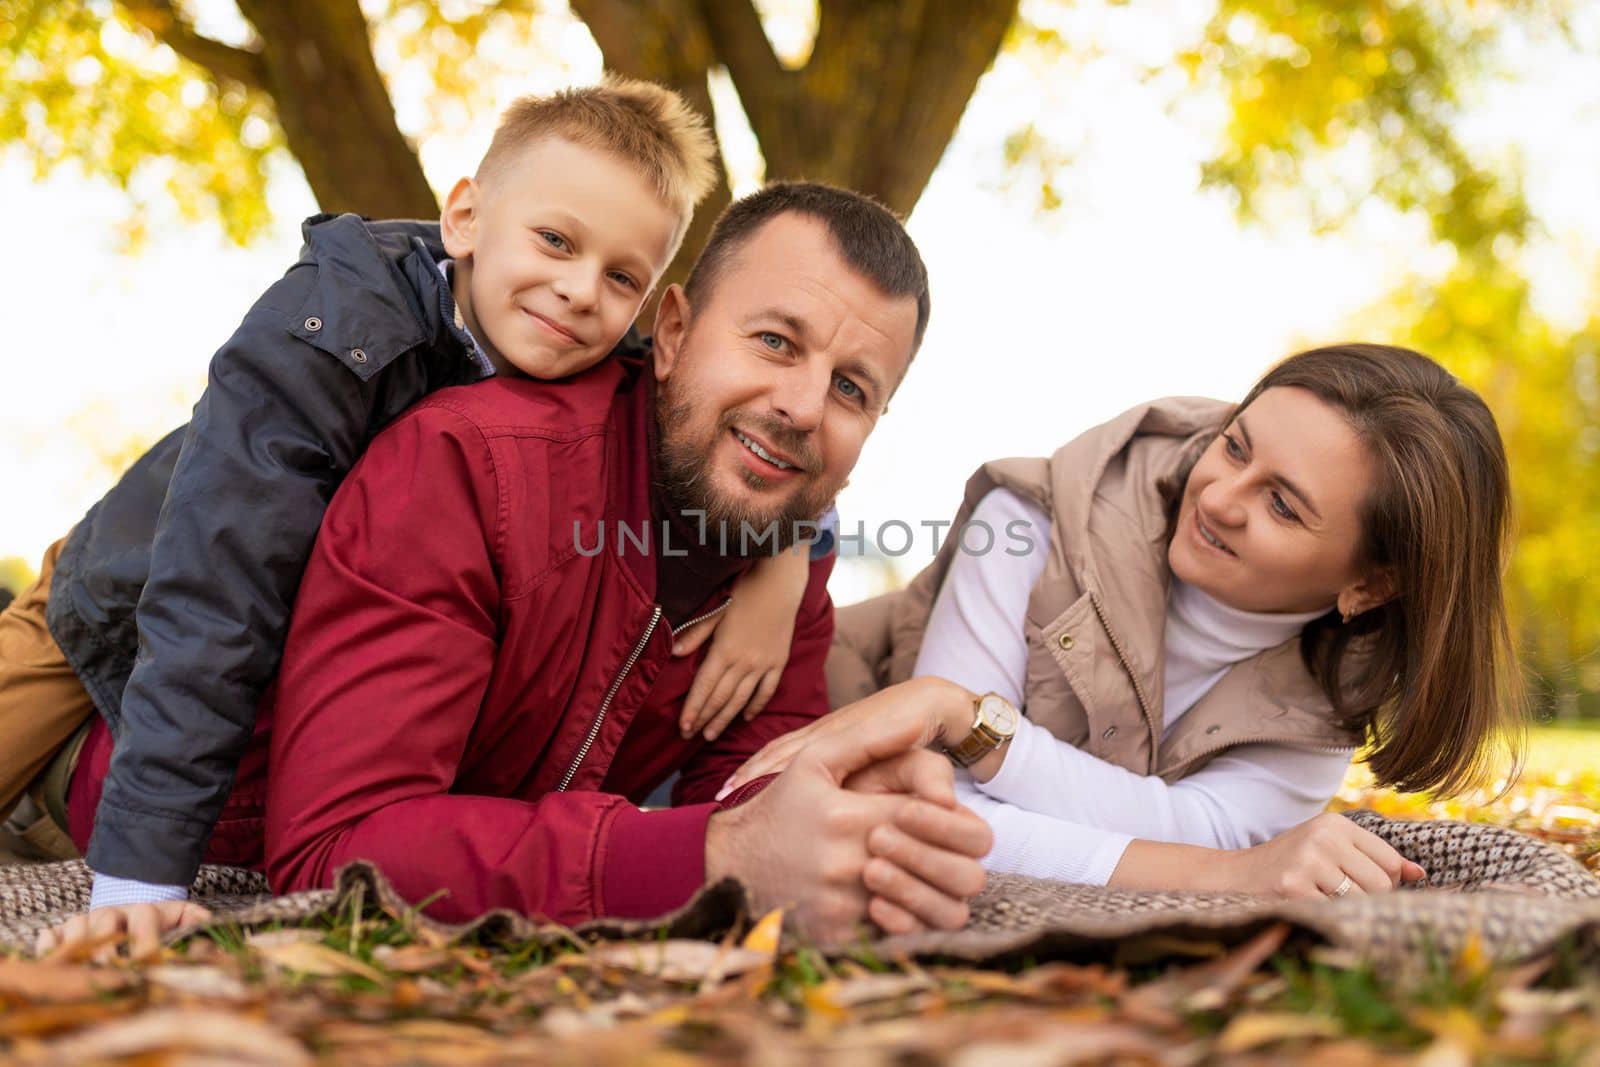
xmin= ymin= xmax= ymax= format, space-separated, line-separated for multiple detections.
xmin=1182 ymin=344 xmax=1527 ymax=796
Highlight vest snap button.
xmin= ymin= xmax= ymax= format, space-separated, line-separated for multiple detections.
xmin=1206 ymin=724 xmax=1222 ymax=735
xmin=1102 ymin=725 xmax=1117 ymax=740
xmin=303 ymin=316 xmax=322 ymax=332
xmin=350 ymin=348 xmax=368 ymax=364
xmin=1057 ymin=633 xmax=1074 ymax=650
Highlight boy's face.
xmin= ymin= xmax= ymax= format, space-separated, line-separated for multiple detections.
xmin=442 ymin=136 xmax=681 ymax=379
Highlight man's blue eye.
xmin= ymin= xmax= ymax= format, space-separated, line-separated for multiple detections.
xmin=760 ymin=332 xmax=785 ymax=351
xmin=835 ymin=375 xmax=862 ymax=400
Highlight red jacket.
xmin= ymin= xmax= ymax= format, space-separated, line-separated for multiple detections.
xmin=70 ymin=358 xmax=834 ymax=924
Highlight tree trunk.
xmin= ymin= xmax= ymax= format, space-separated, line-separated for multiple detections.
xmin=698 ymin=0 xmax=1018 ymax=217
xmin=575 ymin=0 xmax=1016 ymax=315
xmin=236 ymin=0 xmax=438 ymax=219
xmin=571 ymin=0 xmax=732 ymax=328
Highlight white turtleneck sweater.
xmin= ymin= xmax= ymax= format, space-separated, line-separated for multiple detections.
xmin=912 ymin=488 xmax=1354 ymax=886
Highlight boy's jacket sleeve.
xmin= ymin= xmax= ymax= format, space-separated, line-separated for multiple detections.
xmin=84 ymin=262 xmax=393 ymax=886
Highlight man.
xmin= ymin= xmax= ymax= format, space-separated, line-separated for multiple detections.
xmin=49 ymin=183 xmax=991 ymax=952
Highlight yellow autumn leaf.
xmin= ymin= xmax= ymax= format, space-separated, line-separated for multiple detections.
xmin=741 ymin=907 xmax=786 ymax=955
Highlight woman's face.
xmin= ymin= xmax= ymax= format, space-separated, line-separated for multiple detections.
xmin=1168 ymin=386 xmax=1381 ymax=615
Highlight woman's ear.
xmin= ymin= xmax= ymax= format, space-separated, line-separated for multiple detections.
xmin=1337 ymin=566 xmax=1398 ymax=621
xmin=652 ymin=284 xmax=690 ymax=383
xmin=440 ymin=177 xmax=479 ymax=259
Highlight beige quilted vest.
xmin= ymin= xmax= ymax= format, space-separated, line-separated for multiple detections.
xmin=827 ymin=397 xmax=1362 ymax=783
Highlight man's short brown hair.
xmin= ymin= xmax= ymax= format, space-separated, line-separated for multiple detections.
xmin=685 ymin=182 xmax=931 ymax=358
xmin=476 ymin=75 xmax=718 ymax=235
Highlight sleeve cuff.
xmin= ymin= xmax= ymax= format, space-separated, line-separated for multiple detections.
xmin=599 ymin=802 xmax=716 ymax=919
xmin=976 ymin=715 xmax=1042 ymax=801
xmin=89 ymin=872 xmax=189 ymax=910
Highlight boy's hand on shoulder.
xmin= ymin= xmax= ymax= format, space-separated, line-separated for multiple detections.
xmin=676 ymin=550 xmax=811 ymax=741
xmin=35 ymin=901 xmax=214 ymax=962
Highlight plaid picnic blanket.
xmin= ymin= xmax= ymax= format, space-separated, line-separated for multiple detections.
xmin=4 ymin=812 xmax=1598 ymax=969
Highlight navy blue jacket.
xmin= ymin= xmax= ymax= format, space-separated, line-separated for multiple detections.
xmin=48 ymin=213 xmax=643 ymax=885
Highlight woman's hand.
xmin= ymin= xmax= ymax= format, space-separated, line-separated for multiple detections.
xmin=676 ymin=550 xmax=811 ymax=741
xmin=1112 ymin=812 xmax=1425 ymax=897
xmin=1233 ymin=811 xmax=1427 ymax=898
xmin=1215 ymin=812 xmax=1426 ymax=898
xmin=716 ymin=676 xmax=976 ymax=799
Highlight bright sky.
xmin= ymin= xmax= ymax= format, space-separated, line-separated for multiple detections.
xmin=4 ymin=2 xmax=1597 ymax=604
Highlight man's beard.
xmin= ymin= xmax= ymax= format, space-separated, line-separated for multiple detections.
xmin=655 ymin=391 xmax=837 ymax=556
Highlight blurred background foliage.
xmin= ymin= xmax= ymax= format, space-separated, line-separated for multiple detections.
xmin=1 ymin=0 xmax=1595 ymax=714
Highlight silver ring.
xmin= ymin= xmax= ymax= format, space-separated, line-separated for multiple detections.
xmin=1329 ymin=874 xmax=1353 ymax=899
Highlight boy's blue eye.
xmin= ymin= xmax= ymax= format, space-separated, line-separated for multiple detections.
xmin=607 ymin=270 xmax=638 ymax=290
xmin=539 ymin=230 xmax=568 ymax=251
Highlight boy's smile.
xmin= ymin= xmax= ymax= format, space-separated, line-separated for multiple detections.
xmin=441 ymin=136 xmax=680 ymax=380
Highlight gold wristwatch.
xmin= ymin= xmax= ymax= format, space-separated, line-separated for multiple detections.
xmin=943 ymin=692 xmax=1019 ymax=768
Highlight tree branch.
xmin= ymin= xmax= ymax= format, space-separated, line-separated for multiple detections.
xmin=116 ymin=0 xmax=268 ymax=90
xmin=695 ymin=0 xmax=791 ymax=147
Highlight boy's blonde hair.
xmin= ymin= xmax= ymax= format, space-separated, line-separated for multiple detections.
xmin=477 ymin=75 xmax=718 ymax=242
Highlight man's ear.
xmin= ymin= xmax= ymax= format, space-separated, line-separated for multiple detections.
xmin=1337 ymin=566 xmax=1398 ymax=621
xmin=652 ymin=284 xmax=690 ymax=383
xmin=440 ymin=176 xmax=480 ymax=259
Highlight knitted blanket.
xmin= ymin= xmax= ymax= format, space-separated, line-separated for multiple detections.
xmin=4 ymin=812 xmax=1597 ymax=970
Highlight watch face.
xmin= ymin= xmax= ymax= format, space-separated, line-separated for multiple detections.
xmin=978 ymin=693 xmax=1018 ymax=737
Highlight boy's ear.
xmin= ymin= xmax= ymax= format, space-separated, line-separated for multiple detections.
xmin=652 ymin=284 xmax=690 ymax=383
xmin=440 ymin=176 xmax=480 ymax=259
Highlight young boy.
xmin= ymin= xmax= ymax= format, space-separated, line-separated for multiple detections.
xmin=2 ymin=75 xmax=816 ymax=952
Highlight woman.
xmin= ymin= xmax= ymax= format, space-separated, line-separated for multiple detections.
xmin=727 ymin=344 xmax=1526 ymax=933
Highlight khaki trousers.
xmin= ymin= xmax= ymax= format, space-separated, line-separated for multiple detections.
xmin=0 ymin=536 xmax=97 ymax=852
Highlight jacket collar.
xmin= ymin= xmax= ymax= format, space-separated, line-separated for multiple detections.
xmin=290 ymin=213 xmax=477 ymax=382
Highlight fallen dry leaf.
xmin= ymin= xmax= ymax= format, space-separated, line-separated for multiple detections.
xmin=1215 ymin=1010 xmax=1343 ymax=1052
xmin=1495 ymin=987 xmax=1592 ymax=1017
xmin=1131 ymin=922 xmax=1291 ymax=1014
xmin=805 ymin=972 xmax=936 ymax=1012
xmin=144 ymin=963 xmax=253 ymax=1002
xmin=1413 ymin=1036 xmax=1475 ymax=1067
xmin=252 ymin=940 xmax=387 ymax=984
xmin=12 ymin=1008 xmax=310 ymax=1066
xmin=947 ymin=1022 xmax=1165 ymax=1067
xmin=370 ymin=945 xmax=461 ymax=974
xmin=0 ymin=999 xmax=142 ymax=1040
xmin=0 ymin=959 xmax=137 ymax=1002
xmin=586 ymin=939 xmax=772 ymax=982
xmin=741 ymin=908 xmax=785 ymax=955
xmin=245 ymin=929 xmax=326 ymax=948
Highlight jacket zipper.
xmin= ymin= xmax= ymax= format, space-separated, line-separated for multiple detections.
xmin=1088 ymin=592 xmax=1159 ymax=743
xmin=670 ymin=598 xmax=731 ymax=638
xmin=557 ymin=605 xmax=662 ymax=792
xmin=554 ymin=598 xmax=732 ymax=792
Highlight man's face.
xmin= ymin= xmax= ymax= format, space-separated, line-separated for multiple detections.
xmin=441 ymin=135 xmax=681 ymax=379
xmin=653 ymin=213 xmax=919 ymax=548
